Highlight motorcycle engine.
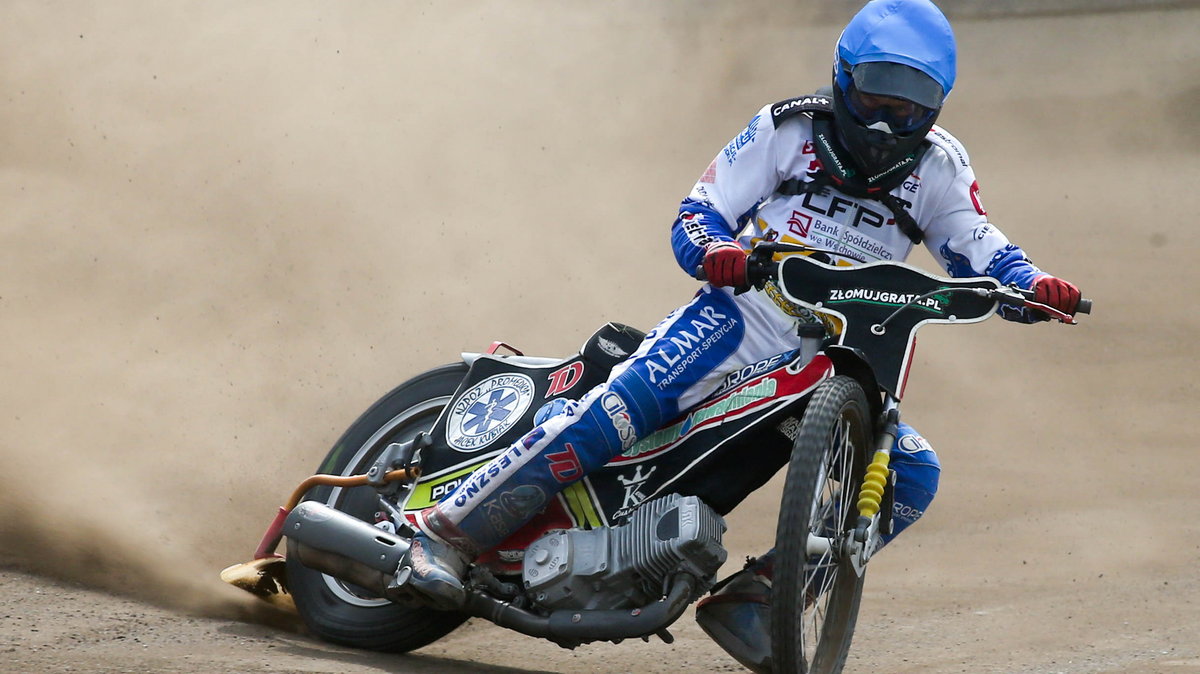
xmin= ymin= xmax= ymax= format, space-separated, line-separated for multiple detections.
xmin=521 ymin=494 xmax=726 ymax=611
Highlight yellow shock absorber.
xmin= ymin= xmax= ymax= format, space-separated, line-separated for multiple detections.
xmin=857 ymin=449 xmax=892 ymax=520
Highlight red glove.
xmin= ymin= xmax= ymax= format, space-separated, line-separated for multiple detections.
xmin=702 ymin=241 xmax=748 ymax=289
xmin=1033 ymin=275 xmax=1081 ymax=315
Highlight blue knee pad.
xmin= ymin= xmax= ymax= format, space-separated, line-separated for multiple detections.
xmin=881 ymin=423 xmax=940 ymax=545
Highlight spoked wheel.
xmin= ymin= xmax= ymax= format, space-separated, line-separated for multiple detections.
xmin=286 ymin=363 xmax=470 ymax=653
xmin=771 ymin=375 xmax=873 ymax=673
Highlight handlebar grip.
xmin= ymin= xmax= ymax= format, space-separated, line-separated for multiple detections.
xmin=1015 ymin=287 xmax=1093 ymax=316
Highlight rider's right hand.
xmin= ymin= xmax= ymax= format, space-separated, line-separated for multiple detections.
xmin=702 ymin=241 xmax=749 ymax=290
xmin=1033 ymin=275 xmax=1082 ymax=315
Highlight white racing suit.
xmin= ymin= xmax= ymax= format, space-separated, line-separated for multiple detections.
xmin=422 ymin=100 xmax=1049 ymax=559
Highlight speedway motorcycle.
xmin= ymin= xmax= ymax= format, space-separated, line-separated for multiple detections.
xmin=222 ymin=242 xmax=1090 ymax=673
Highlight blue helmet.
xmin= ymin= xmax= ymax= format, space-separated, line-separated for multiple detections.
xmin=830 ymin=0 xmax=957 ymax=180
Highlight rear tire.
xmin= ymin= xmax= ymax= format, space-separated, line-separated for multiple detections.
xmin=286 ymin=363 xmax=469 ymax=653
xmin=771 ymin=375 xmax=873 ymax=673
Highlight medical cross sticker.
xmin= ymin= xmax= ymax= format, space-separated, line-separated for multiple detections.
xmin=446 ymin=373 xmax=536 ymax=453
xmin=464 ymin=389 xmax=518 ymax=434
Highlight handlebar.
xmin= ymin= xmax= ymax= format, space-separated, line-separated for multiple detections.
xmin=696 ymin=242 xmax=1093 ymax=322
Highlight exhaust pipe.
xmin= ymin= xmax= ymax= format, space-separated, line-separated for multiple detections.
xmin=284 ymin=502 xmax=410 ymax=594
xmin=286 ymin=501 xmax=700 ymax=645
xmin=464 ymin=572 xmax=699 ymax=646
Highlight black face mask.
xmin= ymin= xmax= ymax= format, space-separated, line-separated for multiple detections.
xmin=831 ymin=82 xmax=939 ymax=184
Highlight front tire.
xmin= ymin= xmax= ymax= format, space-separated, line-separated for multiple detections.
xmin=286 ymin=363 xmax=469 ymax=653
xmin=771 ymin=375 xmax=873 ymax=673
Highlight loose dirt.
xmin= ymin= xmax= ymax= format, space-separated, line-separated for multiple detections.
xmin=2 ymin=3 xmax=1198 ymax=672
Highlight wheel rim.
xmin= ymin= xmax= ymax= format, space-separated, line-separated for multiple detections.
xmin=319 ymin=396 xmax=450 ymax=607
xmin=801 ymin=413 xmax=861 ymax=666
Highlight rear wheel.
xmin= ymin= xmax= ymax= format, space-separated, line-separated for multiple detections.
xmin=771 ymin=375 xmax=873 ymax=673
xmin=286 ymin=363 xmax=469 ymax=653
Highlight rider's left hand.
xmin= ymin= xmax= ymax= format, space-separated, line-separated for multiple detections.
xmin=1033 ymin=275 xmax=1081 ymax=315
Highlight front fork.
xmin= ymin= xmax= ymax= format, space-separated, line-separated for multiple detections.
xmin=847 ymin=394 xmax=900 ymax=576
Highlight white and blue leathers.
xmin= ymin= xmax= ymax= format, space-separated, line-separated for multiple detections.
xmin=422 ymin=106 xmax=1048 ymax=554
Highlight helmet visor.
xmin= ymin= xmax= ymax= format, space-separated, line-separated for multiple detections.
xmin=851 ymin=61 xmax=944 ymax=108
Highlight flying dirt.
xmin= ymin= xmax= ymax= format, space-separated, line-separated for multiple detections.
xmin=2 ymin=2 xmax=1198 ymax=672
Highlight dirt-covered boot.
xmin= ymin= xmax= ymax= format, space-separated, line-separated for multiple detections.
xmin=396 ymin=531 xmax=471 ymax=610
xmin=695 ymin=553 xmax=775 ymax=673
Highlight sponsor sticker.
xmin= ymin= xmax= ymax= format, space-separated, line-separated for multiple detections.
xmin=969 ymin=180 xmax=987 ymax=216
xmin=597 ymin=336 xmax=628 ymax=358
xmin=446 ymin=373 xmax=536 ymax=452
xmin=713 ymin=350 xmax=796 ymax=397
xmin=679 ymin=211 xmax=715 ymax=248
xmin=601 ymin=393 xmax=638 ymax=450
xmin=776 ymin=416 xmax=802 ymax=441
xmin=787 ymin=210 xmax=812 ymax=238
xmin=405 ymin=463 xmax=483 ymax=510
xmin=613 ymin=465 xmax=657 ymax=519
xmin=644 ymin=305 xmax=737 ymax=390
xmin=897 ymin=433 xmax=933 ymax=454
xmin=826 ymin=288 xmax=948 ymax=314
xmin=622 ymin=377 xmax=779 ymax=460
xmin=546 ymin=443 xmax=584 ymax=483
xmin=932 ymin=127 xmax=969 ymax=167
xmin=546 ymin=361 xmax=584 ymax=397
xmin=482 ymin=485 xmax=546 ymax=539
xmin=498 ymin=549 xmax=525 ymax=563
xmin=723 ymin=114 xmax=762 ymax=166
xmin=771 ymin=96 xmax=830 ymax=119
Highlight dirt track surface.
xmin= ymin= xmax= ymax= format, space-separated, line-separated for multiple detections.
xmin=3 ymin=3 xmax=1199 ymax=673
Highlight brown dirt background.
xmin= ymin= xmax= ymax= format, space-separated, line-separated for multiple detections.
xmin=2 ymin=2 xmax=1198 ymax=672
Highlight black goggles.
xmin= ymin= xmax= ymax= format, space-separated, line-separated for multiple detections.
xmin=837 ymin=62 xmax=941 ymax=134
xmin=842 ymin=79 xmax=936 ymax=134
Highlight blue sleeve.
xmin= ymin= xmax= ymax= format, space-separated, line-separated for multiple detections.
xmin=670 ymin=104 xmax=781 ymax=278
xmin=671 ymin=198 xmax=738 ymax=277
xmin=918 ymin=128 xmax=1050 ymax=324
xmin=939 ymin=240 xmax=1049 ymax=323
xmin=984 ymin=244 xmax=1044 ymax=290
xmin=985 ymin=245 xmax=1050 ymax=323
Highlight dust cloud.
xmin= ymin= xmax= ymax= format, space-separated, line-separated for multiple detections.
xmin=1 ymin=2 xmax=1197 ymax=652
xmin=0 ymin=0 xmax=826 ymax=616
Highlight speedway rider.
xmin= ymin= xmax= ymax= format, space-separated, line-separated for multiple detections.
xmin=402 ymin=0 xmax=1082 ymax=666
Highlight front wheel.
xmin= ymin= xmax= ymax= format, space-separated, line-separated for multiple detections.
xmin=771 ymin=375 xmax=873 ymax=674
xmin=286 ymin=363 xmax=469 ymax=653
